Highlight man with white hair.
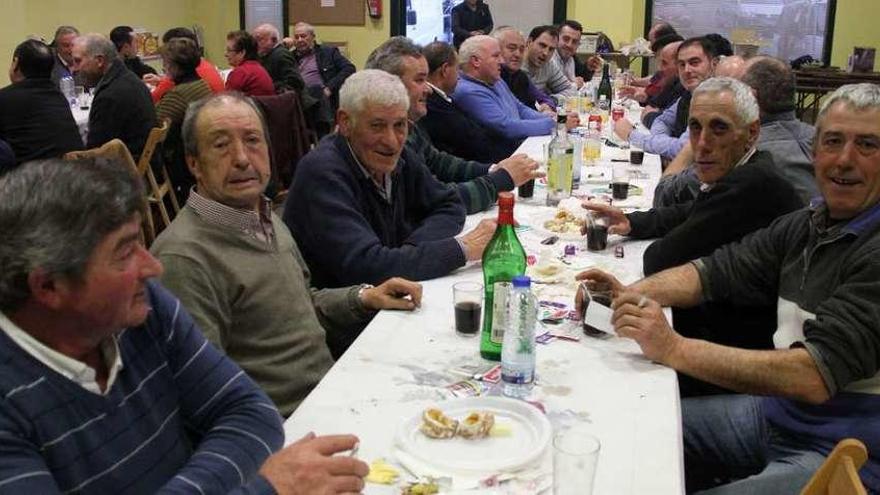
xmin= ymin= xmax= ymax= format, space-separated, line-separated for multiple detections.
xmin=72 ymin=33 xmax=156 ymax=159
xmin=252 ymin=23 xmax=305 ymax=94
xmin=291 ymin=21 xmax=355 ymax=112
xmin=284 ymin=70 xmax=496 ymax=288
xmin=49 ymin=25 xmax=80 ymax=87
xmin=493 ymin=26 xmax=554 ymax=111
xmin=578 ymin=82 xmax=880 ymax=494
xmin=581 ymin=77 xmax=802 ymax=394
xmin=454 ymin=35 xmax=555 ymax=151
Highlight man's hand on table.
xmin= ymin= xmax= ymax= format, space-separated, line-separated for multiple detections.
xmin=499 ymin=153 xmax=544 ymax=186
xmin=538 ymin=103 xmax=555 ymax=117
xmin=573 ymin=268 xmax=626 ymax=315
xmin=580 ymin=201 xmax=631 ymax=235
xmin=612 ymin=292 xmax=682 ymax=364
xmin=362 ymin=277 xmax=423 ymax=311
xmin=460 ymin=219 xmax=497 ymax=261
xmin=259 ymin=432 xmax=369 ymax=494
xmin=614 ymin=118 xmax=634 ymax=141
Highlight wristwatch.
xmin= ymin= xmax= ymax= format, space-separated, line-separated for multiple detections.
xmin=357 ymin=284 xmax=375 ymax=305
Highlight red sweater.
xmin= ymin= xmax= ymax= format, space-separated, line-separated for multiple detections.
xmin=225 ymin=60 xmax=275 ymax=97
xmin=151 ymin=59 xmax=224 ymax=103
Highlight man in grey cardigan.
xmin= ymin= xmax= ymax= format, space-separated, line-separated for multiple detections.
xmin=151 ymin=93 xmax=422 ymax=416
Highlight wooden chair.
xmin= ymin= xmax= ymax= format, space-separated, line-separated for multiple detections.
xmin=801 ymin=438 xmax=868 ymax=495
xmin=64 ymin=139 xmax=155 ymax=244
xmin=136 ymin=120 xmax=178 ymax=230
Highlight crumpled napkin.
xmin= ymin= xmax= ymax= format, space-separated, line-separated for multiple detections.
xmin=620 ymin=37 xmax=652 ymax=56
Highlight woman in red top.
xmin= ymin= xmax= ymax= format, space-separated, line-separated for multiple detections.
xmin=224 ymin=30 xmax=276 ymax=97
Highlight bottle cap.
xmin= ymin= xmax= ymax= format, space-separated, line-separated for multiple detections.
xmin=512 ymin=275 xmax=531 ymax=288
xmin=497 ymin=191 xmax=515 ymax=208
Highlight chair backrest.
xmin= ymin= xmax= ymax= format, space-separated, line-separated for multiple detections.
xmin=801 ymin=438 xmax=868 ymax=495
xmin=253 ymin=90 xmax=313 ymax=191
xmin=64 ymin=139 xmax=155 ymax=244
xmin=136 ymin=120 xmax=180 ymax=235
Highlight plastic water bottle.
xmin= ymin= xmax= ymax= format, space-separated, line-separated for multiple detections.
xmin=501 ymin=275 xmax=537 ymax=398
xmin=60 ymin=76 xmax=75 ymax=106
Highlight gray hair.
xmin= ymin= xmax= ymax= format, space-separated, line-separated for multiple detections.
xmin=339 ymin=69 xmax=409 ymax=122
xmin=54 ymin=25 xmax=79 ymax=41
xmin=364 ymin=36 xmax=422 ymax=77
xmin=458 ymin=35 xmax=495 ymax=69
xmin=692 ymin=77 xmax=760 ymax=125
xmin=76 ymin=33 xmax=118 ymax=62
xmin=0 ymin=158 xmax=144 ymax=311
xmin=816 ymin=83 xmax=880 ymax=131
xmin=182 ymin=92 xmax=270 ymax=158
xmin=491 ymin=25 xmax=521 ymax=41
xmin=254 ymin=23 xmax=280 ymax=42
xmin=293 ymin=21 xmax=315 ymax=35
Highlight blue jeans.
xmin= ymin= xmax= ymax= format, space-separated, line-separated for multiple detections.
xmin=683 ymin=395 xmax=826 ymax=495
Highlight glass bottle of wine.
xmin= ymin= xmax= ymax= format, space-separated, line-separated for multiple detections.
xmin=480 ymin=192 xmax=526 ymax=361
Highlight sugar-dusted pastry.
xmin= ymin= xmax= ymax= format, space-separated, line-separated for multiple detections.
xmin=456 ymin=411 xmax=495 ymax=439
xmin=419 ymin=408 xmax=458 ymax=439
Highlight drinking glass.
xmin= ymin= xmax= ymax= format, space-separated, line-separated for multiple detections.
xmin=553 ymin=429 xmax=600 ymax=495
xmin=453 ymin=282 xmax=482 ymax=336
xmin=611 ymin=162 xmax=630 ymax=201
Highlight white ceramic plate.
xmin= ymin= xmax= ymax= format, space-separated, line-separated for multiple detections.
xmin=527 ymin=209 xmax=586 ymax=242
xmin=394 ymin=396 xmax=551 ymax=474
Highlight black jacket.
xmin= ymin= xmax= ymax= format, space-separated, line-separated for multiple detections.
xmin=626 ymin=151 xmax=803 ymax=368
xmin=293 ymin=43 xmax=355 ymax=107
xmin=260 ymin=45 xmax=306 ymax=94
xmin=0 ymin=78 xmax=83 ymax=169
xmin=419 ymin=89 xmax=518 ymax=164
xmin=88 ymin=59 xmax=157 ymax=159
xmin=451 ymin=1 xmax=493 ymax=48
xmin=124 ymin=56 xmax=158 ymax=79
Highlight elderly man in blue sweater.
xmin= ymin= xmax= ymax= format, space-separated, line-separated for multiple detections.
xmin=285 ymin=69 xmax=497 ymax=289
xmin=454 ymin=35 xmax=555 ymax=151
xmin=0 ymin=158 xmax=368 ymax=493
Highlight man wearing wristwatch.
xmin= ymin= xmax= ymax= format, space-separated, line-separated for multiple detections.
xmin=151 ymin=93 xmax=422 ymax=416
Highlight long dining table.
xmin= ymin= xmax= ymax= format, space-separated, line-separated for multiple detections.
xmin=282 ymin=131 xmax=685 ymax=494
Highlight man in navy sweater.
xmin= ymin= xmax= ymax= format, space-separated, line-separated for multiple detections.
xmin=0 ymin=158 xmax=368 ymax=493
xmin=284 ymin=69 xmax=497 ymax=288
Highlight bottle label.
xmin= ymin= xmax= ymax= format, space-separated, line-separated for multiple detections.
xmin=490 ymin=282 xmax=511 ymax=344
xmin=501 ymin=369 xmax=534 ymax=385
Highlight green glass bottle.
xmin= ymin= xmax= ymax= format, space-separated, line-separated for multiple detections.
xmin=480 ymin=192 xmax=527 ymax=361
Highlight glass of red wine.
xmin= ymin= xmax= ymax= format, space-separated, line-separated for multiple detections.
xmin=453 ymin=282 xmax=483 ymax=336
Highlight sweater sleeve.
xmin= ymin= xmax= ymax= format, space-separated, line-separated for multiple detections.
xmin=323 ymin=48 xmax=356 ymax=92
xmin=149 ymin=283 xmax=283 ymax=495
xmin=457 ymin=83 xmax=554 ymax=139
xmin=629 ymin=102 xmax=689 ymax=159
xmin=286 ymin=149 xmax=466 ymax=286
xmin=86 ymin=92 xmax=120 ymax=150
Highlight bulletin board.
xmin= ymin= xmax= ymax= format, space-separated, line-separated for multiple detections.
xmin=289 ymin=0 xmax=365 ymax=26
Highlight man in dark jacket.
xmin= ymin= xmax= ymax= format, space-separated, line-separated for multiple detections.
xmin=49 ymin=25 xmax=80 ymax=88
xmin=291 ymin=21 xmax=355 ymax=113
xmin=451 ymin=0 xmax=493 ymax=49
xmin=0 ymin=39 xmax=83 ymax=172
xmin=73 ymin=33 xmax=156 ymax=159
xmin=253 ymin=23 xmax=306 ymax=94
xmin=583 ymin=77 xmax=803 ymax=395
xmin=110 ymin=25 xmax=158 ymax=79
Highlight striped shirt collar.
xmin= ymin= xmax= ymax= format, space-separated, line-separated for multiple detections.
xmin=0 ymin=311 xmax=123 ymax=395
xmin=187 ymin=188 xmax=275 ymax=244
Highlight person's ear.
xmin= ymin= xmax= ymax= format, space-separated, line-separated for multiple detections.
xmin=27 ymin=268 xmax=70 ymax=310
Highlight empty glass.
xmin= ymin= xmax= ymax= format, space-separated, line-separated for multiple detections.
xmin=554 ymin=429 xmax=601 ymax=495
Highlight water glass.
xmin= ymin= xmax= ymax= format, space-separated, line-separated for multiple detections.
xmin=554 ymin=429 xmax=600 ymax=495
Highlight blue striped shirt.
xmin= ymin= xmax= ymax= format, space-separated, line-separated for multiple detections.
xmin=0 ymin=281 xmax=282 ymax=494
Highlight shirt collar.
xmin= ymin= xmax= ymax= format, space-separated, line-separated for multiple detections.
xmin=344 ymin=137 xmax=393 ymax=201
xmin=187 ymin=188 xmax=276 ymax=244
xmin=808 ymin=199 xmax=880 ymax=237
xmin=0 ymin=311 xmax=123 ymax=395
xmin=427 ymin=82 xmax=451 ymax=103
xmin=699 ymin=146 xmax=757 ymax=193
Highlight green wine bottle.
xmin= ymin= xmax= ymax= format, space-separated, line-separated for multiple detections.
xmin=480 ymin=192 xmax=527 ymax=361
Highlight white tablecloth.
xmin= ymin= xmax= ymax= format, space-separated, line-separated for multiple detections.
xmin=71 ymin=106 xmax=89 ymax=145
xmin=282 ymin=137 xmax=684 ymax=495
